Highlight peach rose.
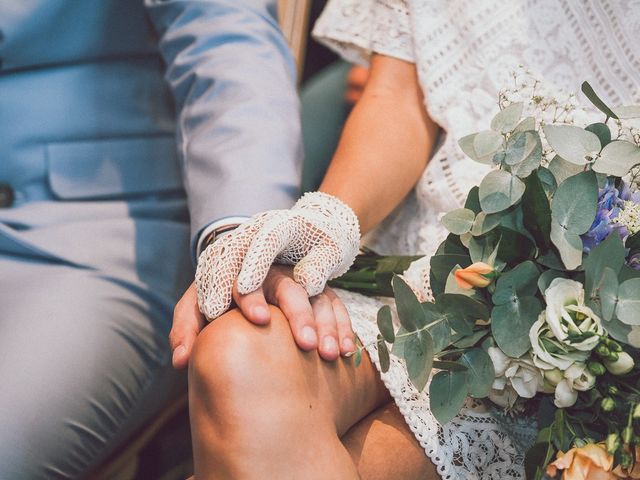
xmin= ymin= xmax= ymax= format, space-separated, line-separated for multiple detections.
xmin=546 ymin=444 xmax=615 ymax=480
xmin=454 ymin=262 xmax=494 ymax=289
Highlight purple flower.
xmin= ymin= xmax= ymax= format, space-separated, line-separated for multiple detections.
xmin=581 ymin=179 xmax=625 ymax=253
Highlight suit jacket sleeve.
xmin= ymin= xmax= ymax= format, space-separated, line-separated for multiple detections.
xmin=145 ymin=0 xmax=302 ymax=254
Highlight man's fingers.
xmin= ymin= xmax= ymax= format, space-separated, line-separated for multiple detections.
xmin=324 ymin=288 xmax=355 ymax=356
xmin=265 ymin=274 xmax=318 ymax=351
xmin=233 ymin=282 xmax=271 ymax=325
xmin=310 ymin=293 xmax=340 ymax=361
xmin=171 ymin=282 xmax=206 ymax=369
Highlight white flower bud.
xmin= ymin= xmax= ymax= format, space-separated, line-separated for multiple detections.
xmin=604 ymin=351 xmax=635 ymax=376
xmin=554 ymin=379 xmax=579 ymax=408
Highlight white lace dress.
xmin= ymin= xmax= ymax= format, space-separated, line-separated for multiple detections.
xmin=313 ymin=1 xmax=640 ymax=478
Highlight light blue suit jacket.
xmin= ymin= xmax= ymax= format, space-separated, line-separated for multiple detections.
xmin=0 ymin=0 xmax=302 ymax=277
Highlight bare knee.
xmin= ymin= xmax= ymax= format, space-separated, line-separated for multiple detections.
xmin=189 ymin=306 xmax=304 ymax=413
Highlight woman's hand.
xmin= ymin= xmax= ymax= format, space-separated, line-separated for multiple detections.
xmin=170 ymin=265 xmax=354 ymax=369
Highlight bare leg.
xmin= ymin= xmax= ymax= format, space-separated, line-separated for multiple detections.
xmin=342 ymin=403 xmax=438 ymax=480
xmin=189 ymin=306 xmax=391 ymax=480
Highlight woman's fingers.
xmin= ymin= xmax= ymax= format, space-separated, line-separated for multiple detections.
xmin=324 ymin=288 xmax=356 ymax=356
xmin=310 ymin=293 xmax=340 ymax=361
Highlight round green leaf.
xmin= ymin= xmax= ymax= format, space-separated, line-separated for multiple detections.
xmin=492 ymin=296 xmax=543 ymax=357
xmin=550 ymin=221 xmax=584 ymax=270
xmin=504 ymin=130 xmax=539 ymax=165
xmin=459 ymin=131 xmax=501 ymax=164
xmin=471 ymin=211 xmax=503 ymax=236
xmin=459 ymin=348 xmax=495 ymax=398
xmin=548 ymin=155 xmax=584 ymax=186
xmin=474 ymin=130 xmax=503 ymax=158
xmin=405 ymin=330 xmax=435 ymax=391
xmin=491 ymin=102 xmax=524 ymax=134
xmin=479 ymin=170 xmax=526 ymax=214
xmin=599 ymin=267 xmax=619 ymax=322
xmin=543 ymin=124 xmax=601 ymax=165
xmin=441 ymin=208 xmax=476 ymax=235
xmin=616 ymin=278 xmax=640 ymax=325
xmin=592 ymin=140 xmax=640 ymax=177
xmin=551 ymin=171 xmax=598 ymax=234
xmin=585 ymin=122 xmax=612 ymax=148
xmin=513 ymin=116 xmax=536 ymax=134
xmin=429 ymin=370 xmax=468 ymax=424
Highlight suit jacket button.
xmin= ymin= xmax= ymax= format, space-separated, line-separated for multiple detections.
xmin=0 ymin=183 xmax=15 ymax=208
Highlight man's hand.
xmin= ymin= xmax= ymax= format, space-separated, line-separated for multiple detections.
xmin=170 ymin=265 xmax=355 ymax=369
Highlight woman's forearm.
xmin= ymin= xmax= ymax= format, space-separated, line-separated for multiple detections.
xmin=319 ymin=55 xmax=440 ymax=234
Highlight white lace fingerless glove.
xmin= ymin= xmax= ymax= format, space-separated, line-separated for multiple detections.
xmin=195 ymin=192 xmax=361 ymax=320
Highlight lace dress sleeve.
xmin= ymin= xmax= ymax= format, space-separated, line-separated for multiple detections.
xmin=312 ymin=0 xmax=415 ymax=66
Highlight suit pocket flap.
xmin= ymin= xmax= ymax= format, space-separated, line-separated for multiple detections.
xmin=47 ymin=136 xmax=183 ymax=199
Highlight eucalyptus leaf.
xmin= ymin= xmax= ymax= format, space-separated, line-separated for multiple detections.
xmin=548 ymin=155 xmax=584 ymax=186
xmin=452 ymin=329 xmax=489 ymax=348
xmin=377 ymin=335 xmax=390 ymax=373
xmin=599 ymin=267 xmax=619 ymax=322
xmin=592 ymin=140 xmax=640 ymax=177
xmin=537 ymin=167 xmax=557 ymax=197
xmin=405 ymin=329 xmax=435 ymax=391
xmin=491 ymin=102 xmax=524 ymax=133
xmin=471 ymin=211 xmax=503 ymax=236
xmin=522 ymin=172 xmax=552 ymax=251
xmin=613 ymin=105 xmax=640 ymax=119
xmin=543 ymin=124 xmax=601 ymax=165
xmin=513 ymin=116 xmax=536 ymax=133
xmin=479 ymin=170 xmax=526 ymax=214
xmin=432 ymin=361 xmax=468 ymax=372
xmin=429 ymin=370 xmax=468 ymax=424
xmin=584 ymin=232 xmax=626 ymax=300
xmin=510 ymin=132 xmax=543 ymax=178
xmin=550 ymin=221 xmax=584 ymax=270
xmin=392 ymin=275 xmax=425 ymax=331
xmin=430 ymin=254 xmax=472 ymax=296
xmin=459 ymin=348 xmax=495 ymax=398
xmin=459 ymin=132 xmax=501 ymax=164
xmin=377 ymin=305 xmax=395 ymax=343
xmin=492 ymin=296 xmax=543 ymax=357
xmin=441 ymin=208 xmax=476 ymax=235
xmin=581 ymin=81 xmax=619 ymax=120
xmin=492 ymin=261 xmax=540 ymax=305
xmin=425 ymin=311 xmax=451 ymax=354
xmin=504 ymin=130 xmax=539 ymax=165
xmin=585 ymin=122 xmax=612 ymax=148
xmin=436 ymin=294 xmax=490 ymax=336
xmin=444 ymin=267 xmax=475 ymax=296
xmin=551 ymin=171 xmax=598 ymax=234
xmin=616 ymin=278 xmax=640 ymax=325
xmin=538 ymin=269 xmax=565 ymax=296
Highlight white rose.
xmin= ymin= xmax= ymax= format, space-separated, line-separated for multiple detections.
xmin=530 ymin=314 xmax=589 ymax=370
xmin=488 ymin=347 xmax=544 ymax=407
xmin=544 ymin=278 xmax=603 ymax=352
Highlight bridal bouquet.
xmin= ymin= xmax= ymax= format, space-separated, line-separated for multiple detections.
xmin=335 ymin=82 xmax=640 ymax=479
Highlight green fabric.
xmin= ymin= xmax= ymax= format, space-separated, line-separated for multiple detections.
xmin=301 ymin=61 xmax=352 ymax=192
